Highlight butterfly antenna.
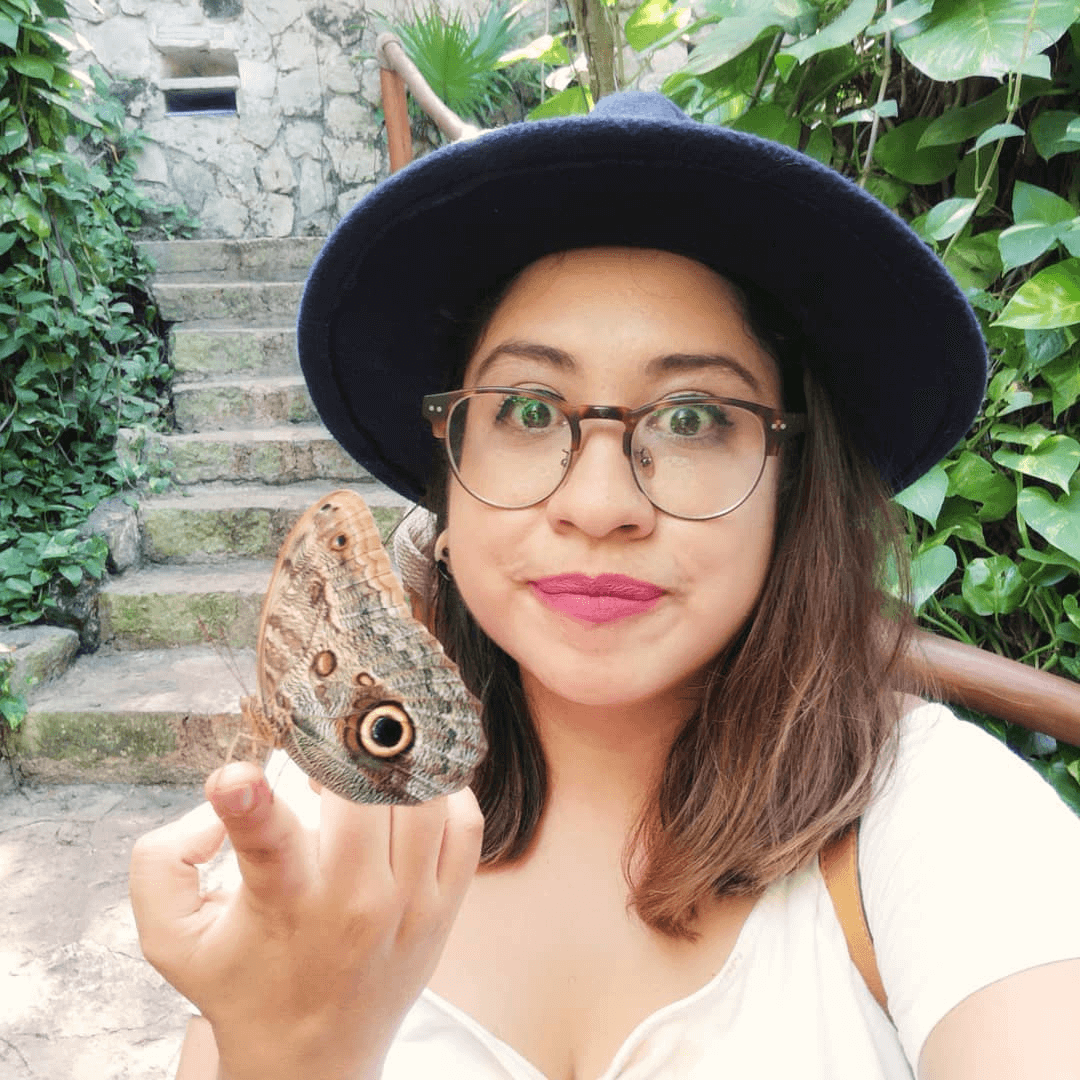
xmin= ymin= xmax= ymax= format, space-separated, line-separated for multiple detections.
xmin=383 ymin=501 xmax=422 ymax=547
xmin=197 ymin=616 xmax=252 ymax=698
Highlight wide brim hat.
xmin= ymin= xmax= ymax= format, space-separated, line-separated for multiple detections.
xmin=298 ymin=91 xmax=987 ymax=503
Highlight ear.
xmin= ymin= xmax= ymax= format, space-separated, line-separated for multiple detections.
xmin=434 ymin=530 xmax=450 ymax=564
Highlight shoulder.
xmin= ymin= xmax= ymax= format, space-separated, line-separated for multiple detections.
xmin=856 ymin=702 xmax=1080 ymax=1068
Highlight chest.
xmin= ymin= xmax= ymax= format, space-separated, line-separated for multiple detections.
xmin=427 ymin=859 xmax=760 ymax=1080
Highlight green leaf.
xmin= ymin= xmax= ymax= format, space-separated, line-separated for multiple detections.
xmin=917 ymin=85 xmax=1009 ymax=148
xmin=910 ymin=544 xmax=957 ymax=610
xmin=527 ymin=85 xmax=591 ymax=120
xmin=866 ymin=0 xmax=933 ymax=37
xmin=947 ymin=451 xmax=1017 ymax=520
xmin=58 ymin=563 xmax=82 ymax=587
xmin=894 ymin=463 xmax=949 ymax=526
xmin=0 ymin=16 xmax=19 ymax=51
xmin=1013 ymin=181 xmax=1077 ymax=225
xmin=993 ymin=435 xmax=1080 ymax=493
xmin=499 ymin=33 xmax=570 ymax=66
xmin=998 ymin=222 xmax=1069 ymax=271
xmin=11 ymin=192 xmax=49 ymax=238
xmin=994 ymin=258 xmax=1080 ymax=329
xmin=945 ymin=231 xmax=1002 ymax=289
xmin=1017 ymin=481 xmax=1080 ymax=562
xmin=684 ymin=0 xmax=813 ymax=74
xmin=924 ymin=197 xmax=977 ymax=241
xmin=971 ymin=121 xmax=1024 ymax=152
xmin=803 ymin=124 xmax=833 ymax=165
xmin=1030 ymin=110 xmax=1080 ymax=160
xmin=1024 ymin=327 xmax=1070 ymax=369
xmin=9 ymin=54 xmax=54 ymax=81
xmin=962 ymin=555 xmax=1025 ymax=615
xmin=897 ymin=0 xmax=1078 ymax=81
xmin=835 ymin=99 xmax=898 ymax=125
xmin=624 ymin=0 xmax=691 ymax=51
xmin=872 ymin=118 xmax=962 ymax=184
xmin=32 ymin=85 xmax=102 ymax=128
xmin=1041 ymin=351 xmax=1080 ymax=416
xmin=729 ymin=103 xmax=800 ymax=146
xmin=780 ymin=0 xmax=877 ymax=63
xmin=864 ymin=174 xmax=910 ymax=210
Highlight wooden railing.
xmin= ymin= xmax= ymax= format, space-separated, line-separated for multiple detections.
xmin=375 ymin=36 xmax=1080 ymax=747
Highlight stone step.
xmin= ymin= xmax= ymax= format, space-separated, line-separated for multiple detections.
xmin=171 ymin=324 xmax=299 ymax=379
xmin=139 ymin=480 xmax=412 ymax=564
xmin=98 ymin=560 xmax=273 ymax=649
xmin=117 ymin=424 xmax=367 ymax=485
xmin=173 ymin=374 xmax=317 ymax=431
xmin=14 ymin=645 xmax=260 ymax=784
xmin=0 ymin=625 xmax=80 ymax=700
xmin=153 ymin=280 xmax=304 ymax=322
xmin=140 ymin=237 xmax=324 ymax=282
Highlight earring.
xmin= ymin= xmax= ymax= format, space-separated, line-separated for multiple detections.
xmin=434 ymin=530 xmax=452 ymax=579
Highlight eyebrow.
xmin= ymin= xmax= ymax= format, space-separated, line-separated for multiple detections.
xmin=471 ymin=341 xmax=763 ymax=394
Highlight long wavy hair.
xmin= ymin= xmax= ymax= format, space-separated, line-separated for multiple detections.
xmin=423 ymin=266 xmax=915 ymax=938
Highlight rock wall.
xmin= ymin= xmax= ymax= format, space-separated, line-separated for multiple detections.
xmin=64 ymin=0 xmax=687 ymax=240
xmin=66 ymin=0 xmax=422 ymax=238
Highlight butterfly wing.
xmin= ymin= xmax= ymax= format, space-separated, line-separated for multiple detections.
xmin=251 ymin=489 xmax=485 ymax=804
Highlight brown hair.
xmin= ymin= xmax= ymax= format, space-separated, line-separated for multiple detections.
xmin=425 ymin=269 xmax=915 ymax=939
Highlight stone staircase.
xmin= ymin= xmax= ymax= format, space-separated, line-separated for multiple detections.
xmin=10 ymin=238 xmax=413 ymax=786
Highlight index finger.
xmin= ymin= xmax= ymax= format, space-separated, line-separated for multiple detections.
xmin=204 ymin=762 xmax=314 ymax=907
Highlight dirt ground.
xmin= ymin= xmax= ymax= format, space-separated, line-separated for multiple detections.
xmin=0 ymin=774 xmax=201 ymax=1079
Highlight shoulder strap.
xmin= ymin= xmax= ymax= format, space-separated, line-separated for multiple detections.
xmin=819 ymin=823 xmax=891 ymax=1017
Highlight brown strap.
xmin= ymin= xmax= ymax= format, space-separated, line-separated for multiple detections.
xmin=819 ymin=824 xmax=891 ymax=1017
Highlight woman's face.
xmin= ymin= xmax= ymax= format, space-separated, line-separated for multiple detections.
xmin=444 ymin=248 xmax=783 ymax=716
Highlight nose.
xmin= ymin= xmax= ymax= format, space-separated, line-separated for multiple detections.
xmin=543 ymin=419 xmax=656 ymax=539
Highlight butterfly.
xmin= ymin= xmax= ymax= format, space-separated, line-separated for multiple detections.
xmin=241 ymin=489 xmax=486 ymax=805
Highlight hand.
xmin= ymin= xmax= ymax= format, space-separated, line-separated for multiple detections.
xmin=129 ymin=761 xmax=483 ymax=1080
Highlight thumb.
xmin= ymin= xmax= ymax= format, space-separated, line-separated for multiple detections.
xmin=205 ymin=762 xmax=312 ymax=906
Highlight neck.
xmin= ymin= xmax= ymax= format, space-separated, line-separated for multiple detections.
xmin=520 ymin=671 xmax=697 ymax=828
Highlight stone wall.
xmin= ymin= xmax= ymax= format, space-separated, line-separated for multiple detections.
xmin=66 ymin=0 xmax=424 ymax=238
xmin=64 ymin=0 xmax=687 ymax=240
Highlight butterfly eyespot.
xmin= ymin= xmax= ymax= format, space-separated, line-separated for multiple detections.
xmin=359 ymin=704 xmax=413 ymax=758
xmin=311 ymin=650 xmax=336 ymax=677
xmin=356 ymin=672 xmax=375 ymax=686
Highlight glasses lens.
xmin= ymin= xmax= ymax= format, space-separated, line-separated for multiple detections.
xmin=447 ymin=390 xmax=572 ymax=508
xmin=631 ymin=400 xmax=767 ymax=519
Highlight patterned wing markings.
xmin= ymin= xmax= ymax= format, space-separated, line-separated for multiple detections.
xmin=242 ymin=489 xmax=485 ymax=804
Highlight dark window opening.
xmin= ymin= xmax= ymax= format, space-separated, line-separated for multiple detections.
xmin=165 ymin=87 xmax=237 ymax=115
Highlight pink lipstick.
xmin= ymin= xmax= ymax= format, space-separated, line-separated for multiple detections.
xmin=529 ymin=573 xmax=664 ymax=624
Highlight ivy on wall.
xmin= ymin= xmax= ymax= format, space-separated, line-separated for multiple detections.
xmin=0 ymin=0 xmax=191 ymax=730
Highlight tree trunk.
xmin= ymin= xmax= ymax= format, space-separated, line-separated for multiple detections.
xmin=568 ymin=0 xmax=618 ymax=101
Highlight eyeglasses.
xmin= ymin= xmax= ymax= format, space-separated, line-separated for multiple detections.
xmin=423 ymin=387 xmax=807 ymax=520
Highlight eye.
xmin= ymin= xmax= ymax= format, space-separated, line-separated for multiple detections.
xmin=649 ymin=402 xmax=733 ymax=439
xmin=495 ymin=393 xmax=558 ymax=430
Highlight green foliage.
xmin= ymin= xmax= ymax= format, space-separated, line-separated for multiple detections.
xmin=505 ymin=0 xmax=1080 ymax=805
xmin=0 ymin=0 xmax=189 ymax=632
xmin=0 ymin=644 xmax=25 ymax=734
xmin=393 ymin=1 xmax=528 ymax=126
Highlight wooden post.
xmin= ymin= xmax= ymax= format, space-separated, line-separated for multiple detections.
xmin=380 ymin=66 xmax=412 ymax=174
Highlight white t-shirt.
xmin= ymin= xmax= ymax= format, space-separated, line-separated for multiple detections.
xmin=263 ymin=703 xmax=1080 ymax=1079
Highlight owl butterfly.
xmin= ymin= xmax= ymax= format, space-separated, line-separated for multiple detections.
xmin=241 ymin=489 xmax=486 ymax=805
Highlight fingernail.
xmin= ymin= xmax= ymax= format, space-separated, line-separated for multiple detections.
xmin=214 ymin=783 xmax=255 ymax=816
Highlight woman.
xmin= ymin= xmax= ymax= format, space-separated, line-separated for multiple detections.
xmin=130 ymin=92 xmax=1080 ymax=1080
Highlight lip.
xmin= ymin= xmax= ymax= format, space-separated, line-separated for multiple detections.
xmin=529 ymin=573 xmax=665 ymax=624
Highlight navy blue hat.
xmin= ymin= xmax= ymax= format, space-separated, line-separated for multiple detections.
xmin=298 ymin=91 xmax=987 ymax=502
